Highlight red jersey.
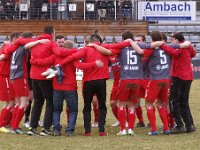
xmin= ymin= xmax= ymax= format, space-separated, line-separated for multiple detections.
xmin=0 ymin=44 xmax=11 ymax=78
xmin=30 ymin=34 xmax=77 ymax=80
xmin=31 ymin=54 xmax=97 ymax=91
xmin=4 ymin=37 xmax=34 ymax=55
xmin=54 ymin=57 xmax=97 ymax=91
xmin=48 ymin=0 xmax=58 ymax=3
xmin=171 ymin=45 xmax=196 ymax=80
xmin=60 ymin=41 xmax=130 ymax=82
xmin=4 ymin=38 xmax=34 ymax=79
xmin=109 ymin=55 xmax=120 ymax=81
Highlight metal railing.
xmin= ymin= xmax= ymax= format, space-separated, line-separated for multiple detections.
xmin=0 ymin=0 xmax=200 ymax=21
xmin=0 ymin=0 xmax=137 ymax=21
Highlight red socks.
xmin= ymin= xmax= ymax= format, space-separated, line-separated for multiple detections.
xmin=111 ymin=106 xmax=118 ymax=120
xmin=93 ymin=105 xmax=99 ymax=123
xmin=11 ymin=106 xmax=19 ymax=128
xmin=66 ymin=107 xmax=69 ymax=125
xmin=5 ymin=107 xmax=13 ymax=126
xmin=0 ymin=108 xmax=7 ymax=127
xmin=118 ymin=107 xmax=126 ymax=131
xmin=135 ymin=106 xmax=144 ymax=124
xmin=12 ymin=107 xmax=25 ymax=129
xmin=157 ymin=106 xmax=169 ymax=131
xmin=167 ymin=112 xmax=174 ymax=128
xmin=3 ymin=107 xmax=13 ymax=127
xmin=146 ymin=106 xmax=157 ymax=132
xmin=128 ymin=109 xmax=136 ymax=129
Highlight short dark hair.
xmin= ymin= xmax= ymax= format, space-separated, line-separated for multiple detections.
xmin=135 ymin=34 xmax=146 ymax=42
xmin=162 ymin=33 xmax=167 ymax=42
xmin=10 ymin=32 xmax=20 ymax=42
xmin=122 ymin=30 xmax=134 ymax=40
xmin=173 ymin=32 xmax=185 ymax=42
xmin=150 ymin=31 xmax=162 ymax=42
xmin=22 ymin=32 xmax=33 ymax=38
xmin=90 ymin=34 xmax=103 ymax=43
xmin=55 ymin=35 xmax=64 ymax=40
xmin=43 ymin=26 xmax=54 ymax=34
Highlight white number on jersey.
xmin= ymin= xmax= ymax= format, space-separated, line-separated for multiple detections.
xmin=159 ymin=50 xmax=167 ymax=65
xmin=11 ymin=51 xmax=16 ymax=64
xmin=127 ymin=50 xmax=137 ymax=65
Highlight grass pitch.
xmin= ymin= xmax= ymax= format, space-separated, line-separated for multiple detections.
xmin=0 ymin=80 xmax=200 ymax=150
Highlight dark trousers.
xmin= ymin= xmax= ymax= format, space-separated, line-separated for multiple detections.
xmin=25 ymin=100 xmax=32 ymax=122
xmin=169 ymin=77 xmax=194 ymax=128
xmin=30 ymin=79 xmax=53 ymax=129
xmin=83 ymin=79 xmax=107 ymax=133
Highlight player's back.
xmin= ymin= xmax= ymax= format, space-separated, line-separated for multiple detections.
xmin=148 ymin=47 xmax=171 ymax=80
xmin=119 ymin=46 xmax=143 ymax=80
xmin=81 ymin=46 xmax=110 ymax=82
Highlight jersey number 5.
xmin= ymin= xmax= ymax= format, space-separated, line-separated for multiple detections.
xmin=159 ymin=50 xmax=167 ymax=64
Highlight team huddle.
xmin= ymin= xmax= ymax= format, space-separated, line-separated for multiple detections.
xmin=0 ymin=26 xmax=196 ymax=137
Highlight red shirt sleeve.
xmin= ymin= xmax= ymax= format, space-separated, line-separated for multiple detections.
xmin=14 ymin=38 xmax=35 ymax=45
xmin=4 ymin=44 xmax=20 ymax=55
xmin=5 ymin=38 xmax=35 ymax=55
xmin=160 ymin=44 xmax=182 ymax=57
xmin=0 ymin=44 xmax=11 ymax=59
xmin=73 ymin=60 xmax=96 ymax=70
xmin=60 ymin=48 xmax=86 ymax=66
xmin=110 ymin=49 xmax=121 ymax=55
xmin=52 ymin=42 xmax=78 ymax=57
xmin=188 ymin=45 xmax=196 ymax=58
xmin=102 ymin=41 xmax=130 ymax=49
xmin=143 ymin=49 xmax=153 ymax=59
xmin=31 ymin=55 xmax=55 ymax=66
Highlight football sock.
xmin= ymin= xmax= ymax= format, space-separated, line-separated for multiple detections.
xmin=128 ymin=109 xmax=136 ymax=129
xmin=112 ymin=106 xmax=118 ymax=120
xmin=11 ymin=106 xmax=19 ymax=128
xmin=136 ymin=105 xmax=144 ymax=124
xmin=66 ymin=107 xmax=69 ymax=125
xmin=93 ymin=104 xmax=99 ymax=123
xmin=168 ymin=112 xmax=175 ymax=127
xmin=12 ymin=107 xmax=25 ymax=129
xmin=146 ymin=106 xmax=157 ymax=132
xmin=157 ymin=106 xmax=169 ymax=131
xmin=118 ymin=107 xmax=126 ymax=131
xmin=4 ymin=107 xmax=13 ymax=127
xmin=0 ymin=108 xmax=6 ymax=127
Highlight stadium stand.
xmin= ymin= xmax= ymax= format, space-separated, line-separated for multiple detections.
xmin=191 ymin=35 xmax=199 ymax=44
xmin=0 ymin=35 xmax=7 ymax=44
xmin=65 ymin=35 xmax=76 ymax=42
xmin=0 ymin=20 xmax=148 ymax=37
xmin=145 ymin=35 xmax=151 ymax=43
xmin=75 ymin=35 xmax=85 ymax=44
xmin=176 ymin=26 xmax=186 ymax=33
xmin=104 ymin=36 xmax=114 ymax=43
xmin=114 ymin=36 xmax=122 ymax=43
xmin=196 ymin=43 xmax=200 ymax=51
xmin=186 ymin=26 xmax=196 ymax=34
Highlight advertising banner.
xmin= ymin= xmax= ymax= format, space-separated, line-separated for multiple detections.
xmin=138 ymin=1 xmax=196 ymax=21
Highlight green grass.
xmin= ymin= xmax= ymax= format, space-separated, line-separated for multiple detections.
xmin=0 ymin=80 xmax=200 ymax=150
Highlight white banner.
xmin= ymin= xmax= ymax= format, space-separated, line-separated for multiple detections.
xmin=68 ymin=3 xmax=77 ymax=12
xmin=86 ymin=3 xmax=95 ymax=12
xmin=138 ymin=1 xmax=196 ymax=21
xmin=20 ymin=4 xmax=28 ymax=12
